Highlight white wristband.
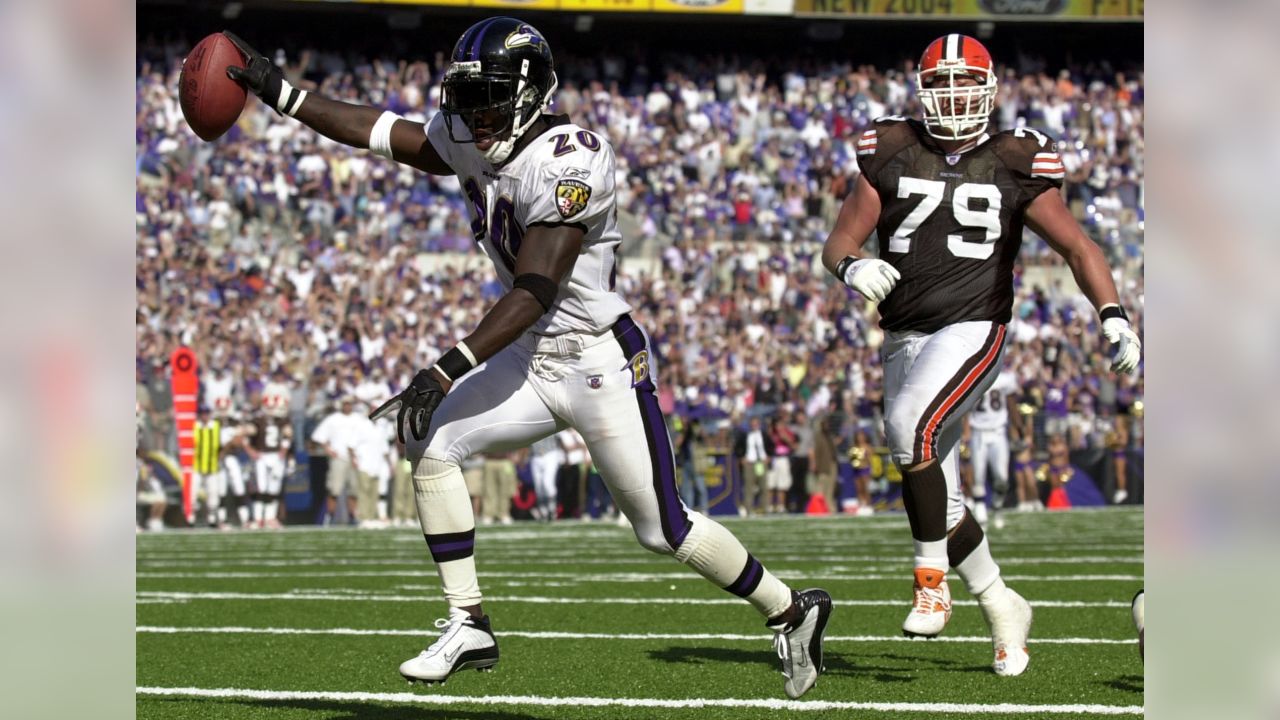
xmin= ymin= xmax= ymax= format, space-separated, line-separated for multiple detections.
xmin=456 ymin=340 xmax=478 ymax=368
xmin=369 ymin=111 xmax=401 ymax=160
xmin=275 ymin=80 xmax=308 ymax=117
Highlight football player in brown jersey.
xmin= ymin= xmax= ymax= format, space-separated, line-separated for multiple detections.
xmin=248 ymin=410 xmax=292 ymax=529
xmin=822 ymin=34 xmax=1142 ymax=677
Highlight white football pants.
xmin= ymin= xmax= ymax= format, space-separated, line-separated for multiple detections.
xmin=970 ymin=427 xmax=1011 ymax=500
xmin=883 ymin=321 xmax=1008 ymax=531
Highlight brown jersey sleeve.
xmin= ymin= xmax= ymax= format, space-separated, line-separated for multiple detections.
xmin=855 ymin=117 xmax=916 ymax=191
xmin=993 ymin=128 xmax=1065 ymax=209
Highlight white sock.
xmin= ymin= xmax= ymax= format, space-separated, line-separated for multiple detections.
xmin=266 ymin=500 xmax=279 ymax=521
xmin=414 ymin=456 xmax=481 ymax=609
xmin=378 ymin=498 xmax=388 ymax=520
xmin=252 ymin=500 xmax=264 ymax=523
xmin=955 ymin=538 xmax=1003 ymax=597
xmin=914 ymin=539 xmax=948 ymax=570
xmin=675 ymin=512 xmax=793 ymax=619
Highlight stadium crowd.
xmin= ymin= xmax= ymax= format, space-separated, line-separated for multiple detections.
xmin=135 ymin=39 xmax=1144 ymax=527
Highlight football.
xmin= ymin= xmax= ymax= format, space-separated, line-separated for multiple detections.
xmin=178 ymin=32 xmax=247 ymax=141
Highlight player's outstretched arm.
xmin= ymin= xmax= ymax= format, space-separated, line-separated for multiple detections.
xmin=822 ymin=174 xmax=899 ymax=303
xmin=222 ymin=31 xmax=451 ymax=176
xmin=1025 ymin=189 xmax=1141 ymax=373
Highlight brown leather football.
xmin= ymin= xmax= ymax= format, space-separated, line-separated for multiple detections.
xmin=178 ymin=33 xmax=248 ymax=141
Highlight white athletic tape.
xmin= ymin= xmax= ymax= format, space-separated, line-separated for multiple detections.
xmin=368 ymin=111 xmax=400 ymax=160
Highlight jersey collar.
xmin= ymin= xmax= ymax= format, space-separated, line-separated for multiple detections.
xmin=912 ymin=119 xmax=992 ymax=156
xmin=496 ymin=114 xmax=573 ymax=169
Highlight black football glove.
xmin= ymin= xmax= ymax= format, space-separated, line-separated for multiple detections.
xmin=223 ymin=31 xmax=305 ymax=117
xmin=370 ymin=369 xmax=447 ymax=444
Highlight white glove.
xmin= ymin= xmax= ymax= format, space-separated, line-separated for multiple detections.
xmin=840 ymin=258 xmax=901 ymax=303
xmin=1100 ymin=306 xmax=1141 ymax=374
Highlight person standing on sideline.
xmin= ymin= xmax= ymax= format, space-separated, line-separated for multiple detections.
xmin=740 ymin=416 xmax=769 ymax=516
xmin=310 ymin=396 xmax=362 ymax=524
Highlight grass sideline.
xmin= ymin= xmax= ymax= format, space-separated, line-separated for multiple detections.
xmin=137 ymin=508 xmax=1145 ymax=719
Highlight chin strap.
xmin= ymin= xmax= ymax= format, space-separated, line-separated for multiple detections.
xmin=482 ymin=72 xmax=559 ymax=165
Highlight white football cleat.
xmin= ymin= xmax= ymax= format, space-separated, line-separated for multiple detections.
xmin=980 ymin=585 xmax=1033 ymax=676
xmin=399 ymin=608 xmax=499 ymax=685
xmin=903 ymin=568 xmax=952 ymax=638
xmin=1113 ymin=489 xmax=1129 ymax=505
xmin=767 ymin=588 xmax=834 ymax=699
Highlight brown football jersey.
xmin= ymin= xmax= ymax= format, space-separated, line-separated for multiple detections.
xmin=855 ymin=118 xmax=1064 ymax=333
xmin=251 ymin=417 xmax=291 ymax=452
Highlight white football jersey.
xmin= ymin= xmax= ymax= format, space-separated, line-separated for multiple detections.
xmin=969 ymin=370 xmax=1019 ymax=431
xmin=426 ymin=113 xmax=631 ymax=335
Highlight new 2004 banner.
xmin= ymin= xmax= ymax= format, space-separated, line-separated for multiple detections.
xmin=794 ymin=0 xmax=1141 ymax=20
xmin=362 ymin=0 xmax=746 ymax=12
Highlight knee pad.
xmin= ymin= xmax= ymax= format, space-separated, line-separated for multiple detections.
xmin=885 ymin=404 xmax=919 ymax=465
xmin=632 ymin=513 xmax=677 ymax=555
xmin=671 ymin=511 xmax=711 ymax=563
xmin=634 ymin=529 xmax=673 ymax=555
xmin=415 ymin=454 xmax=459 ymax=482
xmin=413 ymin=454 xmax=468 ymax=501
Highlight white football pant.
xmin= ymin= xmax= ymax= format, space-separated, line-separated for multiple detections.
xmin=883 ymin=321 xmax=1008 ymax=532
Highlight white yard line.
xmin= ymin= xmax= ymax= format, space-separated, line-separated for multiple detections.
xmin=136 ymin=590 xmax=1130 ymax=608
xmin=136 ymin=572 xmax=1140 ymax=582
xmin=136 ymin=625 xmax=1137 ymax=645
xmin=137 ymin=551 xmax=1143 ymax=568
xmin=135 ymin=686 xmax=1143 ymax=714
xmin=135 ymin=556 xmax=1142 ymax=576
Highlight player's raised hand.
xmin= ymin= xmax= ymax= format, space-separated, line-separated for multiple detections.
xmin=840 ymin=258 xmax=901 ymax=303
xmin=223 ymin=31 xmax=302 ymax=116
xmin=370 ymin=368 xmax=448 ymax=444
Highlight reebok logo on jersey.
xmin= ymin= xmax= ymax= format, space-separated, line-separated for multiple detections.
xmin=555 ymin=179 xmax=591 ymax=219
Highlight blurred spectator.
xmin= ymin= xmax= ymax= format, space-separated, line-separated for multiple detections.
xmin=480 ymin=451 xmax=519 ymax=526
xmin=740 ymin=416 xmax=768 ymax=516
xmin=135 ymin=455 xmax=166 ymax=532
xmin=310 ymin=396 xmax=362 ymax=524
xmin=529 ymin=435 xmax=563 ymax=522
xmin=677 ymin=417 xmax=708 ymax=514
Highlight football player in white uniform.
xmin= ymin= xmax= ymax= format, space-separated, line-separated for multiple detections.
xmin=968 ymin=368 xmax=1018 ymax=530
xmin=224 ymin=18 xmax=831 ymax=698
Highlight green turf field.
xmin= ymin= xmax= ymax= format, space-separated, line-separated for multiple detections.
xmin=137 ymin=507 xmax=1144 ymax=718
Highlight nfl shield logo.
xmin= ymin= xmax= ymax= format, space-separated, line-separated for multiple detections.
xmin=945 ymin=154 xmax=961 ymax=166
xmin=587 ymin=375 xmax=603 ymax=389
